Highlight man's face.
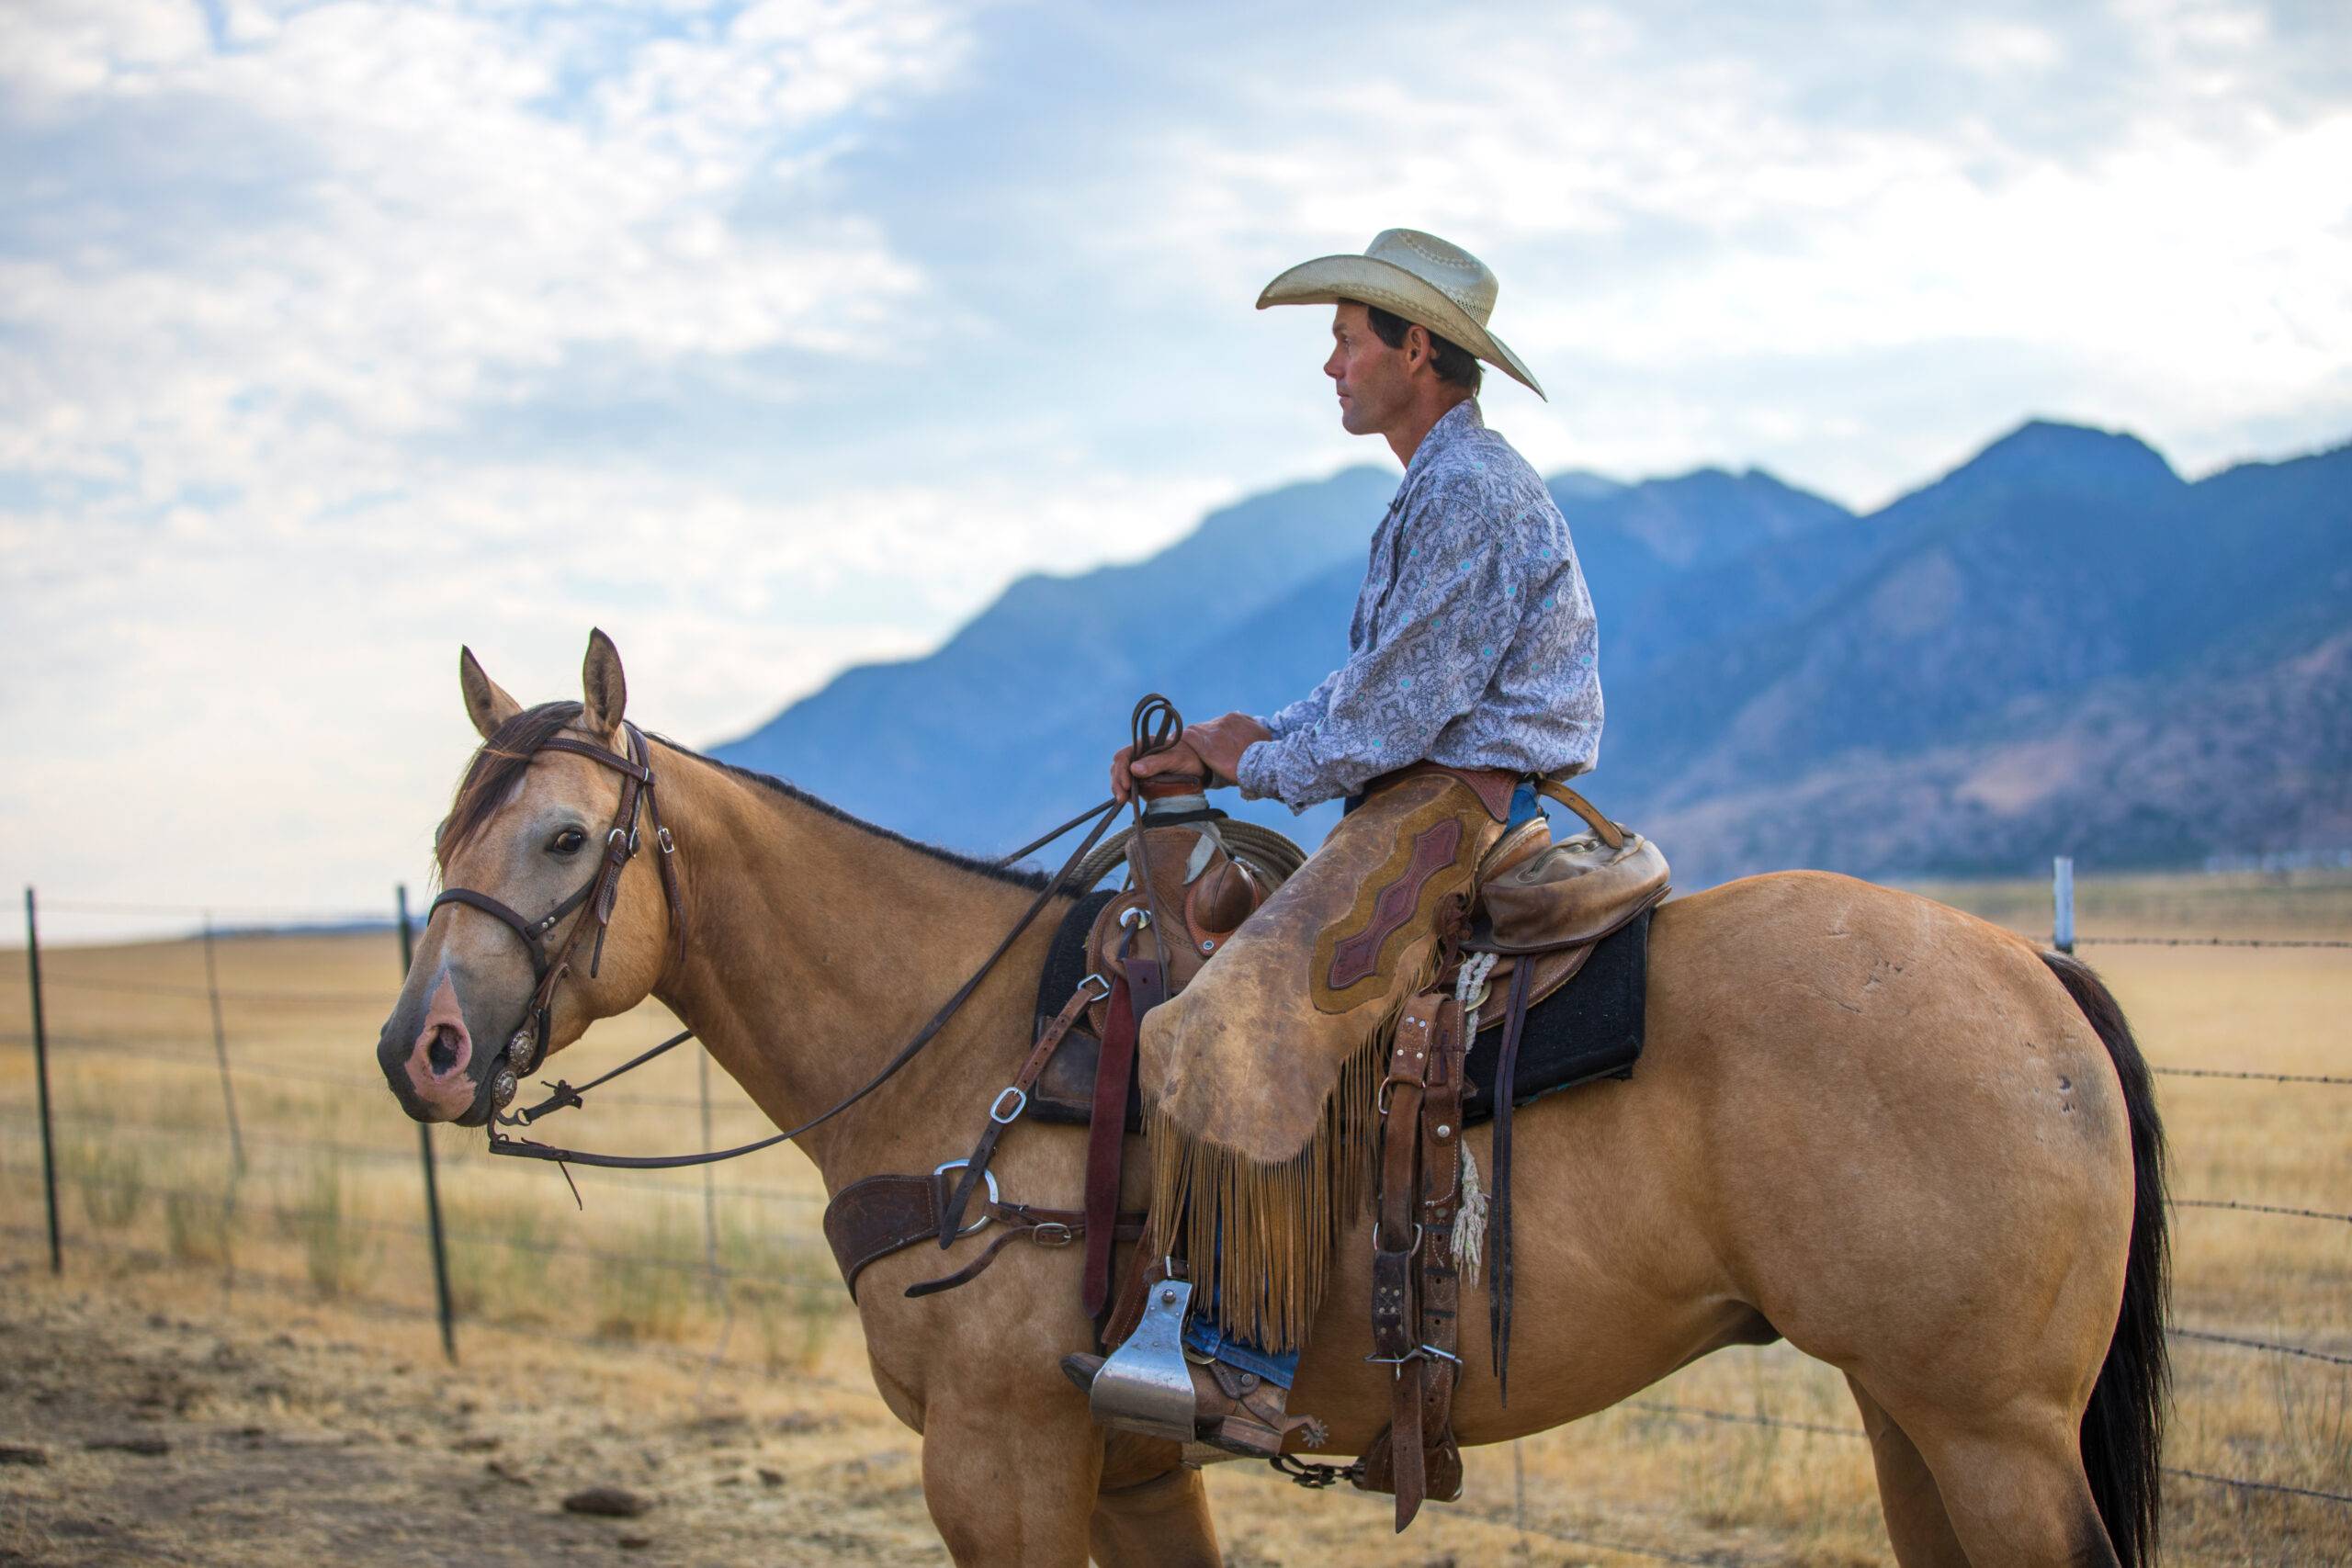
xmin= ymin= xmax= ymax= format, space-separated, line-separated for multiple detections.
xmin=1325 ymin=302 xmax=1409 ymax=436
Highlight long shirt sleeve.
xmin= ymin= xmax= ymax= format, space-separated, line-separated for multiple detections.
xmin=1233 ymin=400 xmax=1603 ymax=811
xmin=1260 ymin=668 xmax=1340 ymax=740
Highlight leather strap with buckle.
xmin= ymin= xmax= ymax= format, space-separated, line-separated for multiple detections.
xmin=937 ymin=973 xmax=1113 ymax=1243
xmin=821 ymin=1166 xmax=1145 ymax=1302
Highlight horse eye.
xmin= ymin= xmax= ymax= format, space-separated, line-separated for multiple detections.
xmin=548 ymin=828 xmax=587 ymax=855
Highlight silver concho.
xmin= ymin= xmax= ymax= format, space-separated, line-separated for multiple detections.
xmin=492 ymin=1067 xmax=518 ymax=1110
xmin=505 ymin=1031 xmax=535 ymax=1068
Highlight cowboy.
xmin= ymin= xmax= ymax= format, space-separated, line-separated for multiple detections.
xmin=1068 ymin=230 xmax=1604 ymax=1456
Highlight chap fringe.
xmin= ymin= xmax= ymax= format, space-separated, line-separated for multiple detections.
xmin=1144 ymin=950 xmax=1436 ymax=1352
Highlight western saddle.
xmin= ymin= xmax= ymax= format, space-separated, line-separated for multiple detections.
xmin=822 ymin=758 xmax=1668 ymax=1531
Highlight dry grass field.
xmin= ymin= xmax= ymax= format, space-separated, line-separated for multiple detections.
xmin=3 ymin=869 xmax=2346 ymax=1564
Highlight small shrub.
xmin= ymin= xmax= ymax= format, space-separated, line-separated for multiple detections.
xmin=279 ymin=1158 xmax=378 ymax=1298
xmin=164 ymin=1186 xmax=233 ymax=1265
xmin=718 ymin=1220 xmax=842 ymax=1371
xmin=73 ymin=1139 xmax=149 ymax=1230
xmin=449 ymin=1207 xmax=557 ymax=1322
xmin=591 ymin=1215 xmax=695 ymax=1342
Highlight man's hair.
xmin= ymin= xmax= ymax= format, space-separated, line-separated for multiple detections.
xmin=1356 ymin=301 xmax=1483 ymax=393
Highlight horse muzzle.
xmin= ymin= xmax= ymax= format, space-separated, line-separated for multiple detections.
xmin=379 ymin=970 xmax=502 ymax=1125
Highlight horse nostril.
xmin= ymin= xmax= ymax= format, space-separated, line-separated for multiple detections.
xmin=426 ymin=1024 xmax=463 ymax=1077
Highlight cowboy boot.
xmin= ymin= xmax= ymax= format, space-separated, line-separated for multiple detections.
xmin=1060 ymin=1352 xmax=1327 ymax=1459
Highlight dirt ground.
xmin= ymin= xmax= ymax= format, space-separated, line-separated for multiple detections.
xmin=0 ymin=1265 xmax=949 ymax=1567
xmin=0 ymin=1264 xmax=1634 ymax=1568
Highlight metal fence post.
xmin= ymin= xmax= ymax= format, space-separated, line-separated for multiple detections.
xmin=399 ymin=884 xmax=459 ymax=1364
xmin=200 ymin=913 xmax=247 ymax=1173
xmin=699 ymin=1046 xmax=721 ymax=1304
xmin=1511 ymin=1438 xmax=1529 ymax=1555
xmin=2053 ymin=856 xmax=2075 ymax=954
xmin=24 ymin=888 xmax=61 ymax=1274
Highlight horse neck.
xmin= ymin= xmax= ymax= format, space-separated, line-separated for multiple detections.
xmin=646 ymin=744 xmax=1066 ymax=1189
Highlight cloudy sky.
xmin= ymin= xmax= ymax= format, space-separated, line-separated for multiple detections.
xmin=4 ymin=0 xmax=2347 ymax=926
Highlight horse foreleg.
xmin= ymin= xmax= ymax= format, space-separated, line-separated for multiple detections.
xmin=920 ymin=1395 xmax=1104 ymax=1567
xmin=1089 ymin=1449 xmax=1221 ymax=1568
xmin=1847 ymin=1376 xmax=1967 ymax=1568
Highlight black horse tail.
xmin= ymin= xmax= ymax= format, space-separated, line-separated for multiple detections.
xmin=2042 ymin=950 xmax=2170 ymax=1566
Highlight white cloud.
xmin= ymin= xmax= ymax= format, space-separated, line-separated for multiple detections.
xmin=0 ymin=0 xmax=989 ymax=910
xmin=0 ymin=0 xmax=957 ymax=504
xmin=4 ymin=0 xmax=2348 ymax=916
xmin=0 ymin=446 xmax=1227 ymax=911
xmin=1061 ymin=3 xmax=2352 ymax=502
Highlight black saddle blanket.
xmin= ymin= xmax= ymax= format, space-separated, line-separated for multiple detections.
xmin=1032 ymin=891 xmax=1649 ymax=1128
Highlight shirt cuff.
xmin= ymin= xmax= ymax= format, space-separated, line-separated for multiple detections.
xmin=1235 ymin=739 xmax=1283 ymax=803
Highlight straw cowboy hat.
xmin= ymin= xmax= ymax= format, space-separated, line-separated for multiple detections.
xmin=1257 ymin=228 xmax=1545 ymax=400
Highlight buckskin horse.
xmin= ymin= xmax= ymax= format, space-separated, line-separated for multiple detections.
xmin=375 ymin=631 xmax=2166 ymax=1567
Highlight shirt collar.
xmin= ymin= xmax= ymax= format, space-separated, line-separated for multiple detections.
xmin=1398 ymin=398 xmax=1482 ymax=493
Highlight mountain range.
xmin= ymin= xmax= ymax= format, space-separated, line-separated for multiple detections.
xmin=717 ymin=417 xmax=2352 ymax=886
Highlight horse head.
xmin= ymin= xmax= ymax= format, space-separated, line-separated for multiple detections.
xmin=378 ymin=629 xmax=681 ymax=1125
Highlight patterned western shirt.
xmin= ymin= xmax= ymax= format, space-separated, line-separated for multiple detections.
xmin=1235 ymin=399 xmax=1603 ymax=810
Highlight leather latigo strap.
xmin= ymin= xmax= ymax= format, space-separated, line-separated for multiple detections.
xmin=938 ymin=976 xmax=1108 ymax=1242
xmin=1488 ymin=955 xmax=1535 ymax=1400
xmin=821 ymin=1168 xmax=1145 ymax=1302
xmin=1081 ymin=958 xmax=1144 ymax=1322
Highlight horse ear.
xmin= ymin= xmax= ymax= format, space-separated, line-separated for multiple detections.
xmin=459 ymin=647 xmax=522 ymax=740
xmin=581 ymin=627 xmax=628 ymax=736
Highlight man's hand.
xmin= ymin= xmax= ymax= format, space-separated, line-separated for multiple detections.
xmin=1111 ymin=711 xmax=1271 ymax=803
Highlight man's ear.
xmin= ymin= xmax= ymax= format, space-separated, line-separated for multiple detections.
xmin=459 ymin=647 xmax=523 ymax=740
xmin=582 ymin=627 xmax=628 ymax=737
xmin=1404 ymin=321 xmax=1432 ymax=374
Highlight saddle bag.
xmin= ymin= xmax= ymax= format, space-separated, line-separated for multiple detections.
xmin=1471 ymin=779 xmax=1668 ymax=954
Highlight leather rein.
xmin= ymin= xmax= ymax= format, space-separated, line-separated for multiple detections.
xmin=432 ymin=716 xmax=1136 ymax=1172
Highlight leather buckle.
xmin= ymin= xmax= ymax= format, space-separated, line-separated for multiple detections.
xmin=988 ymin=1086 xmax=1028 ymax=1123
xmin=1029 ymin=1221 xmax=1074 ymax=1247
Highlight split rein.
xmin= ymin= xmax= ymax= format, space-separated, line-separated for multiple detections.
xmin=449 ymin=701 xmax=1184 ymax=1174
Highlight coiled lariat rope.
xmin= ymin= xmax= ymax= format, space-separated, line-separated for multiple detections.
xmin=1067 ymin=818 xmax=1310 ymax=897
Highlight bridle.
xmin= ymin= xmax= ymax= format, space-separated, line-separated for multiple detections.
xmin=422 ymin=704 xmax=1162 ymax=1170
xmin=429 ymin=721 xmax=686 ymax=1115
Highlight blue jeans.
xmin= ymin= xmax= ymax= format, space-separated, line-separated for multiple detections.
xmin=1182 ymin=1316 xmax=1301 ymax=1387
xmin=1181 ymin=779 xmax=1542 ymax=1388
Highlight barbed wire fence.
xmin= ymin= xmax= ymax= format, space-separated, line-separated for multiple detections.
xmin=6 ymin=861 xmax=2348 ymax=1562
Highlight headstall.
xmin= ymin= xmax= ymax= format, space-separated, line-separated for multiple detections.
xmin=428 ymin=721 xmax=686 ymax=1116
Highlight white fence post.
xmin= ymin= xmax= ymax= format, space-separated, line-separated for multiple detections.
xmin=2052 ymin=856 xmax=2075 ymax=954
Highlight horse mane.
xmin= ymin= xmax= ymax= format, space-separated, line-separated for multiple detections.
xmin=435 ymin=700 xmax=1049 ymax=892
xmin=437 ymin=700 xmax=584 ymax=866
xmin=694 ymin=750 xmax=1051 ymax=892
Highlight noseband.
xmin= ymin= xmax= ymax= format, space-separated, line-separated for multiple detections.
xmin=429 ymin=721 xmax=687 ymax=1114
